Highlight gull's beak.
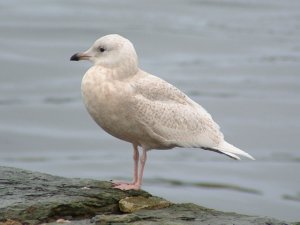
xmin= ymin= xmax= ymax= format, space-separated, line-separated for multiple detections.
xmin=70 ymin=52 xmax=91 ymax=61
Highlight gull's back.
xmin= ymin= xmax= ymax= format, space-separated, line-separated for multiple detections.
xmin=129 ymin=70 xmax=223 ymax=150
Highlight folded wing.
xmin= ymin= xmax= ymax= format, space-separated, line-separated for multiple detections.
xmin=131 ymin=72 xmax=223 ymax=149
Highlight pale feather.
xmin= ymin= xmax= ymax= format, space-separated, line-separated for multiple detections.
xmin=79 ymin=34 xmax=254 ymax=160
xmin=129 ymin=70 xmax=224 ymax=150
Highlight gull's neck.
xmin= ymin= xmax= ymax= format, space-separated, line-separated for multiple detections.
xmin=91 ymin=63 xmax=139 ymax=81
xmin=94 ymin=55 xmax=139 ymax=80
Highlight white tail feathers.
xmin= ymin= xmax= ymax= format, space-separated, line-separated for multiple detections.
xmin=216 ymin=141 xmax=255 ymax=160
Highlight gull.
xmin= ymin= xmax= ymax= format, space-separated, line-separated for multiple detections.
xmin=70 ymin=34 xmax=254 ymax=190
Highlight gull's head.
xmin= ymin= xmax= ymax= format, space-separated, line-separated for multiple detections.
xmin=70 ymin=34 xmax=138 ymax=73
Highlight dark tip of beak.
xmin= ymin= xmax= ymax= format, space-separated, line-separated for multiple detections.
xmin=70 ymin=53 xmax=80 ymax=61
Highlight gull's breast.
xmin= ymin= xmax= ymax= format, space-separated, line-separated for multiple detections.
xmin=81 ymin=68 xmax=141 ymax=143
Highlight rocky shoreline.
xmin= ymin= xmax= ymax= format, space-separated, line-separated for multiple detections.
xmin=0 ymin=166 xmax=297 ymax=225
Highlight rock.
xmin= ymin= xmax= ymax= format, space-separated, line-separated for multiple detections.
xmin=93 ymin=203 xmax=295 ymax=225
xmin=0 ymin=166 xmax=149 ymax=224
xmin=119 ymin=196 xmax=171 ymax=213
xmin=91 ymin=214 xmax=140 ymax=224
xmin=0 ymin=166 xmax=297 ymax=225
xmin=0 ymin=219 xmax=22 ymax=225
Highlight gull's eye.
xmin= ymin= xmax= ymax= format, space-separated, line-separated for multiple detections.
xmin=99 ymin=47 xmax=106 ymax=52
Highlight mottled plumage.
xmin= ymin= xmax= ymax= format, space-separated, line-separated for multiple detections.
xmin=71 ymin=34 xmax=254 ymax=190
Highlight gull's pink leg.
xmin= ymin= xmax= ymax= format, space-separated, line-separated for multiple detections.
xmin=132 ymin=144 xmax=139 ymax=184
xmin=112 ymin=144 xmax=139 ymax=187
xmin=135 ymin=146 xmax=147 ymax=187
xmin=114 ymin=146 xmax=147 ymax=190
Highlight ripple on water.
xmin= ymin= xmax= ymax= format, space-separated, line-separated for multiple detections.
xmin=142 ymin=178 xmax=262 ymax=195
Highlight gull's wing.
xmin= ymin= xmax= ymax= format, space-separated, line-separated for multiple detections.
xmin=130 ymin=71 xmax=224 ymax=149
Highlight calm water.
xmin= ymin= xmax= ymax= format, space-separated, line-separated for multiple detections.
xmin=0 ymin=0 xmax=300 ymax=221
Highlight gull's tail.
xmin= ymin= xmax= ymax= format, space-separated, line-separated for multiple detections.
xmin=203 ymin=141 xmax=255 ymax=160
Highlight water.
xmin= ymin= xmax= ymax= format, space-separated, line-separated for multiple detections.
xmin=1 ymin=0 xmax=300 ymax=221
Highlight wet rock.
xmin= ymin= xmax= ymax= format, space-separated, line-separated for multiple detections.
xmin=91 ymin=214 xmax=140 ymax=224
xmin=0 ymin=166 xmax=297 ymax=225
xmin=0 ymin=219 xmax=22 ymax=225
xmin=0 ymin=166 xmax=149 ymax=224
xmin=119 ymin=196 xmax=171 ymax=213
xmin=93 ymin=203 xmax=294 ymax=225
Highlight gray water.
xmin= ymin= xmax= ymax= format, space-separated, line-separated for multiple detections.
xmin=1 ymin=0 xmax=300 ymax=221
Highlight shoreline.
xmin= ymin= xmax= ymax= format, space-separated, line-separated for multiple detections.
xmin=0 ymin=166 xmax=297 ymax=225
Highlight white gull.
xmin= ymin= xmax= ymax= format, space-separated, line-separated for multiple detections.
xmin=70 ymin=34 xmax=254 ymax=190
